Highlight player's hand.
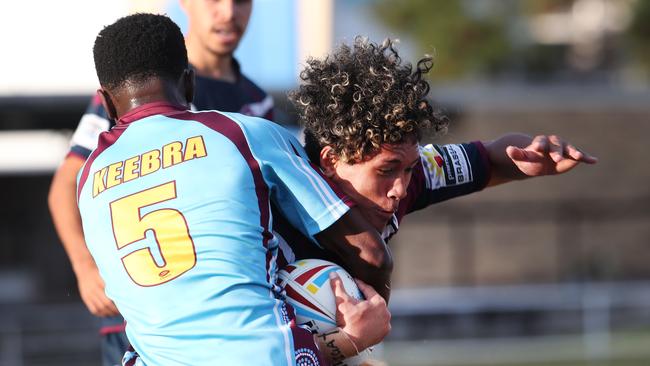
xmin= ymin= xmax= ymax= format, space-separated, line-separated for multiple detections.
xmin=505 ymin=135 xmax=597 ymax=176
xmin=75 ymin=260 xmax=119 ymax=317
xmin=331 ymin=273 xmax=391 ymax=351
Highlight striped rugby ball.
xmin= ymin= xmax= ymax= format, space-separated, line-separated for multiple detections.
xmin=278 ymin=259 xmax=363 ymax=333
xmin=277 ymin=259 xmax=373 ymax=365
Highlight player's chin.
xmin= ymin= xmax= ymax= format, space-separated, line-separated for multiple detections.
xmin=369 ymin=212 xmax=392 ymax=232
xmin=208 ymin=42 xmax=239 ymax=56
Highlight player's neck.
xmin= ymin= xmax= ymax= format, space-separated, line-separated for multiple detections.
xmin=188 ymin=47 xmax=237 ymax=83
xmin=113 ymin=80 xmax=189 ymax=119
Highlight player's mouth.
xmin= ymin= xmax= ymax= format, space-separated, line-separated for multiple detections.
xmin=375 ymin=207 xmax=396 ymax=220
xmin=212 ymin=27 xmax=241 ymax=43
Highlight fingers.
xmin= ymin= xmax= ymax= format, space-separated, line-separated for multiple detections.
xmin=84 ymin=298 xmax=100 ymax=316
xmin=87 ymin=294 xmax=119 ymax=317
xmin=331 ymin=272 xmax=355 ymax=327
xmin=506 ymin=145 xmax=526 ymax=161
xmin=104 ymin=300 xmax=120 ymax=316
xmin=355 ymin=279 xmax=388 ymax=312
xmin=547 ymin=135 xmax=565 ymax=163
xmin=566 ymin=144 xmax=598 ymax=164
xmin=97 ymin=300 xmax=119 ymax=316
xmin=532 ymin=135 xmax=598 ymax=165
xmin=555 ymin=158 xmax=580 ymax=174
xmin=330 ymin=272 xmax=358 ymax=306
xmin=530 ymin=135 xmax=549 ymax=153
xmin=85 ymin=296 xmax=108 ymax=316
xmin=335 ymin=274 xmax=392 ymax=350
xmin=79 ymin=279 xmax=119 ymax=317
xmin=506 ymin=145 xmax=542 ymax=163
xmin=354 ymin=278 xmax=381 ymax=300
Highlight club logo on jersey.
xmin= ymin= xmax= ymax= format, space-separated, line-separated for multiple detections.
xmin=92 ymin=135 xmax=207 ymax=197
xmin=420 ymin=145 xmax=446 ymax=189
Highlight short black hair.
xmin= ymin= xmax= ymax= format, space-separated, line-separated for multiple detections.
xmin=93 ymin=13 xmax=188 ymax=92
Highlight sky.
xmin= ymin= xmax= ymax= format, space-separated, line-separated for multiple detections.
xmin=0 ymin=0 xmax=299 ymax=95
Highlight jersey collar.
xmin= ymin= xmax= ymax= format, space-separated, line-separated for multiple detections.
xmin=189 ymin=58 xmax=242 ymax=84
xmin=117 ymin=102 xmax=188 ymax=126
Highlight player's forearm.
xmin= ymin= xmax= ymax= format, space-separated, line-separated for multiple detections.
xmin=484 ymin=133 xmax=533 ymax=186
xmin=314 ymin=327 xmax=361 ymax=363
xmin=337 ymin=231 xmax=393 ymax=302
xmin=315 ymin=208 xmax=393 ymax=301
xmin=49 ymin=199 xmax=94 ymax=272
xmin=48 ymin=157 xmax=96 ymax=272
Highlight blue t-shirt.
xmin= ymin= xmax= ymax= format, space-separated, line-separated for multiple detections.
xmin=77 ymin=102 xmax=349 ymax=365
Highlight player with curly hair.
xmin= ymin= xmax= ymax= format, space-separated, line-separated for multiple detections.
xmin=276 ymin=37 xmax=597 ymax=270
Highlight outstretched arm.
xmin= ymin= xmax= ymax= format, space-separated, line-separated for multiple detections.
xmin=48 ymin=154 xmax=119 ymax=317
xmin=484 ymin=133 xmax=598 ymax=187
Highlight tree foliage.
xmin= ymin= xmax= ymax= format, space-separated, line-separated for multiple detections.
xmin=373 ymin=0 xmax=511 ymax=80
xmin=374 ymin=0 xmax=650 ymax=80
xmin=627 ymin=0 xmax=650 ymax=71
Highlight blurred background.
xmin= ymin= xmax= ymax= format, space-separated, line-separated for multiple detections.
xmin=0 ymin=0 xmax=649 ymax=365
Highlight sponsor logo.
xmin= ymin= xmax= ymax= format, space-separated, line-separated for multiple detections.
xmin=441 ymin=144 xmax=473 ymax=186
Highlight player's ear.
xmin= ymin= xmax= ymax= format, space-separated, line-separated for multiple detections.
xmin=179 ymin=0 xmax=189 ymax=12
xmin=320 ymin=146 xmax=338 ymax=178
xmin=97 ymin=88 xmax=118 ymax=121
xmin=181 ymin=68 xmax=195 ymax=106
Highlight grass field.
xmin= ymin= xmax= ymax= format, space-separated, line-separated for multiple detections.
xmin=380 ymin=330 xmax=650 ymax=366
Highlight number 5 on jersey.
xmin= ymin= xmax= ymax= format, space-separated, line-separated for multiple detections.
xmin=110 ymin=181 xmax=196 ymax=286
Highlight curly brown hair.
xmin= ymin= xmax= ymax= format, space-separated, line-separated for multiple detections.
xmin=290 ymin=37 xmax=447 ymax=164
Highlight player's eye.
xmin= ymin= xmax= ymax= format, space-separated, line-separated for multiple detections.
xmin=405 ymin=161 xmax=418 ymax=174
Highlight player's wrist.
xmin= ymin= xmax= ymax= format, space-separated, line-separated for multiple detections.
xmin=71 ymin=255 xmax=99 ymax=275
xmin=342 ymin=323 xmax=372 ymax=349
xmin=315 ymin=327 xmax=360 ymax=362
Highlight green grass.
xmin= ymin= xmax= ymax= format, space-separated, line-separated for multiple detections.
xmin=380 ymin=330 xmax=650 ymax=366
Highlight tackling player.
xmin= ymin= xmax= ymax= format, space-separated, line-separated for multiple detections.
xmin=78 ymin=14 xmax=390 ymax=365
xmin=48 ymin=1 xmax=273 ymax=364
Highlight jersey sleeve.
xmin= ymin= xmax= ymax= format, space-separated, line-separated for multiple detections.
xmin=69 ymin=95 xmax=112 ymax=159
xmin=241 ymin=117 xmax=353 ymax=237
xmin=399 ymin=141 xmax=491 ymax=217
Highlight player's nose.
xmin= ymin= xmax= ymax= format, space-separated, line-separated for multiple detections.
xmin=388 ymin=177 xmax=407 ymax=201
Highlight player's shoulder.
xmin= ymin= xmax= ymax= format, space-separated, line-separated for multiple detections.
xmin=221 ymin=113 xmax=303 ymax=156
xmin=185 ymin=110 xmax=281 ymax=141
xmin=84 ymin=94 xmax=111 ymax=119
xmin=238 ymin=72 xmax=268 ymax=97
xmin=219 ymin=112 xmax=285 ymax=135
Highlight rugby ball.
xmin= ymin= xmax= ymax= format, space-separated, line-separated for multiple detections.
xmin=277 ymin=259 xmax=373 ymax=366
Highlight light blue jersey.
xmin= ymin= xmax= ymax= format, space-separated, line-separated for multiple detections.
xmin=77 ymin=102 xmax=350 ymax=365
